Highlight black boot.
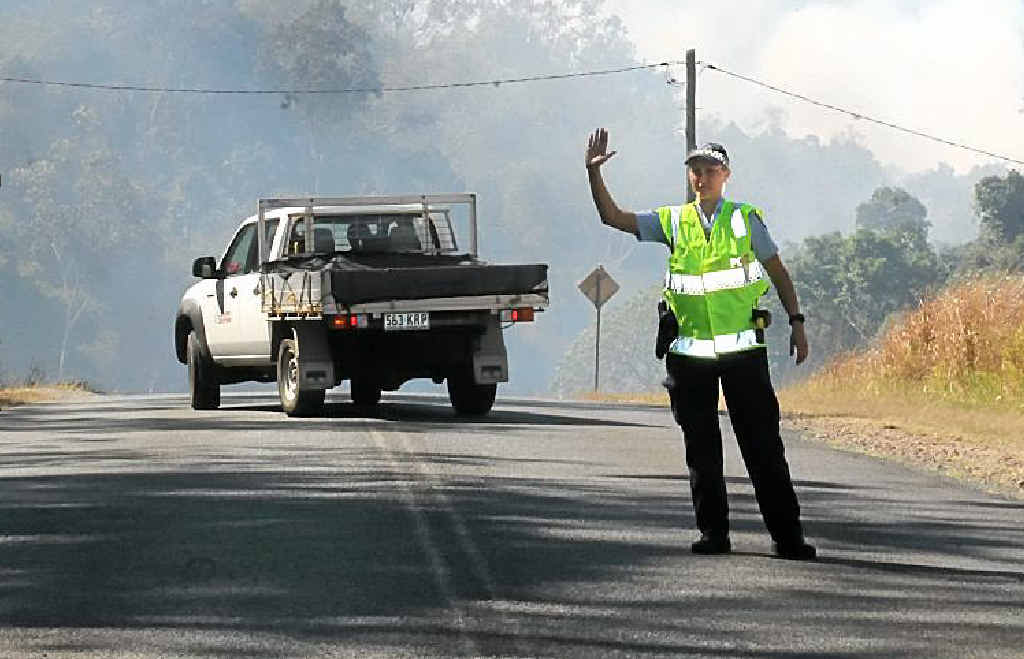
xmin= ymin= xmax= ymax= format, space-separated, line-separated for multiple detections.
xmin=691 ymin=532 xmax=731 ymax=555
xmin=773 ymin=538 xmax=816 ymax=561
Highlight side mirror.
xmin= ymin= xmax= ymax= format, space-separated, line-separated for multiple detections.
xmin=192 ymin=256 xmax=219 ymax=279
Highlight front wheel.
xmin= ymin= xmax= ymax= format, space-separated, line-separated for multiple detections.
xmin=277 ymin=338 xmax=325 ymax=417
xmin=447 ymin=371 xmax=496 ymax=416
xmin=187 ymin=330 xmax=220 ymax=410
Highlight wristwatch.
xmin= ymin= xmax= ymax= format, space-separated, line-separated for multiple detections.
xmin=788 ymin=313 xmax=805 ymax=325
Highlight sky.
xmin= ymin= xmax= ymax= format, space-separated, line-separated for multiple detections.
xmin=603 ymin=0 xmax=1024 ymax=174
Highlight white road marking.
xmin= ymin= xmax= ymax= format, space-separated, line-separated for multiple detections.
xmin=368 ymin=428 xmax=479 ymax=656
xmin=390 ymin=426 xmax=531 ymax=655
xmin=390 ymin=429 xmax=499 ymax=601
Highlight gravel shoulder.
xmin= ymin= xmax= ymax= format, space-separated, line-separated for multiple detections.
xmin=781 ymin=412 xmax=1024 ymax=500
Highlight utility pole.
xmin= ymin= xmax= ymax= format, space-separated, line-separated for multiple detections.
xmin=685 ymin=48 xmax=697 ymax=203
xmin=595 ymin=276 xmax=601 ymax=391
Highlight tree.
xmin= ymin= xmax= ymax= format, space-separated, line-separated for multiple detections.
xmin=855 ymin=186 xmax=930 ymax=247
xmin=261 ymin=1 xmax=378 ymax=119
xmin=257 ymin=1 xmax=379 ymax=191
xmin=974 ymin=169 xmax=1024 ymax=243
xmin=6 ymin=105 xmax=146 ymax=381
xmin=769 ymin=199 xmax=944 ymax=382
xmin=948 ymin=170 xmax=1024 ymax=275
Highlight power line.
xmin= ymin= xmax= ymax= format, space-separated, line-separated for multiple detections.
xmin=5 ymin=54 xmax=1019 ymax=166
xmin=0 ymin=60 xmax=684 ymax=95
xmin=701 ymin=61 xmax=1024 ymax=167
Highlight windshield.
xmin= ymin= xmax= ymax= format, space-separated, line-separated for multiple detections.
xmin=284 ymin=213 xmax=459 ymax=256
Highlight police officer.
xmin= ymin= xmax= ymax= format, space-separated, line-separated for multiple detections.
xmin=585 ymin=128 xmax=815 ymax=560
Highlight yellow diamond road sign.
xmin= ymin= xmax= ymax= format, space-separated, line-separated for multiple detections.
xmin=578 ymin=265 xmax=619 ymax=309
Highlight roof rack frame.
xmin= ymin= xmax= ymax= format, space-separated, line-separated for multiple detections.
xmin=256 ymin=194 xmax=478 ymax=267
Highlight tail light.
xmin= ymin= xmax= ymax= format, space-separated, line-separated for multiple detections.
xmin=500 ymin=307 xmax=535 ymax=323
xmin=329 ymin=314 xmax=368 ymax=329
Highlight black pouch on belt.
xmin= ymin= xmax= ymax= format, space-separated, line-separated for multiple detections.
xmin=751 ymin=308 xmax=772 ymax=343
xmin=655 ymin=299 xmax=678 ymax=360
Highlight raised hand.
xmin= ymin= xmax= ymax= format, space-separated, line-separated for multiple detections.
xmin=586 ymin=128 xmax=618 ymax=169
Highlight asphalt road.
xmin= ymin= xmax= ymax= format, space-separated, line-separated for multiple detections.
xmin=0 ymin=392 xmax=1021 ymax=658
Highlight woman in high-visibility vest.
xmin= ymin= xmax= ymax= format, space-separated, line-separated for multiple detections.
xmin=586 ymin=128 xmax=815 ymax=560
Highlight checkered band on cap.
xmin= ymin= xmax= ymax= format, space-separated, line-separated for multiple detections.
xmin=685 ymin=143 xmax=729 ymax=168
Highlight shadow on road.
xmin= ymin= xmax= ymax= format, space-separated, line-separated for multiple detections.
xmin=0 ymin=402 xmax=1022 ymax=657
xmin=0 ymin=400 xmax=660 ymax=437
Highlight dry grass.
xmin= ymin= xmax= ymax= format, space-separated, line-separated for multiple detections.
xmin=0 ymin=383 xmax=96 ymax=409
xmin=788 ymin=274 xmax=1024 ymax=436
xmin=778 ymin=382 xmax=1024 ymax=446
xmin=815 ymin=274 xmax=1024 ymax=408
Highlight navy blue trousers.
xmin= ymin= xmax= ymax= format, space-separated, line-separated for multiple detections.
xmin=664 ymin=349 xmax=804 ymax=543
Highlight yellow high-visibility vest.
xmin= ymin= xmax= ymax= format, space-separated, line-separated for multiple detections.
xmin=656 ymin=199 xmax=771 ymax=358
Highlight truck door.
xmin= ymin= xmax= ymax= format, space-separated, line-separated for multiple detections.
xmin=204 ymin=222 xmax=258 ymax=360
xmin=232 ymin=219 xmax=278 ymax=362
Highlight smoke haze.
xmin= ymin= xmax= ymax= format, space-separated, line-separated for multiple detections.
xmin=606 ymin=0 xmax=1024 ymax=174
xmin=0 ymin=0 xmax=1014 ymax=396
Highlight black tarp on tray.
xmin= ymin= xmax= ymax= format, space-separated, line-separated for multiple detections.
xmin=266 ymin=254 xmax=548 ymax=305
xmin=329 ymin=263 xmax=548 ymax=304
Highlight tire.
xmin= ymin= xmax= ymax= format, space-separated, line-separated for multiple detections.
xmin=187 ymin=330 xmax=220 ymax=410
xmin=277 ymin=338 xmax=326 ymax=417
xmin=447 ymin=371 xmax=497 ymax=416
xmin=350 ymin=379 xmax=382 ymax=407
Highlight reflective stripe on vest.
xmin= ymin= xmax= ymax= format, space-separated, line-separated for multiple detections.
xmin=664 ymin=260 xmax=767 ymax=295
xmin=669 ymin=205 xmax=682 ymax=248
xmin=730 ymin=207 xmax=747 ymax=238
xmin=670 ymin=329 xmax=763 ymax=358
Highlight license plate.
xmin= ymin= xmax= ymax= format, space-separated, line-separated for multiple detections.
xmin=383 ymin=312 xmax=430 ymax=331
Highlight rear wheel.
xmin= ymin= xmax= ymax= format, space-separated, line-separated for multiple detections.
xmin=187 ymin=331 xmax=220 ymax=410
xmin=277 ymin=339 xmax=325 ymax=417
xmin=350 ymin=379 xmax=382 ymax=407
xmin=447 ymin=371 xmax=496 ymax=416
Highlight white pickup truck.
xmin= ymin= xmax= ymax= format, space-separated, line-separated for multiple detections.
xmin=174 ymin=194 xmax=549 ymax=416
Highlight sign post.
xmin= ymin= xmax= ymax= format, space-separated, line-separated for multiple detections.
xmin=578 ymin=265 xmax=619 ymax=391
